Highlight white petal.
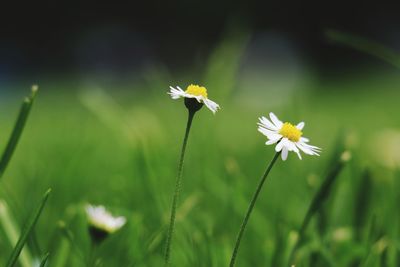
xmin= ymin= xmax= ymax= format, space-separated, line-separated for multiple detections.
xmin=296 ymin=142 xmax=320 ymax=156
xmin=275 ymin=140 xmax=284 ymax=152
xmin=300 ymin=137 xmax=309 ymax=143
xmin=182 ymin=92 xmax=199 ymax=100
xmin=195 ymin=95 xmax=203 ymax=102
xmin=296 ymin=150 xmax=302 ymax=159
xmin=269 ymin=112 xmax=283 ymax=129
xmin=168 ymin=86 xmax=186 ymax=99
xmin=285 ymin=141 xmax=296 ymax=151
xmin=296 ymin=122 xmax=305 ymax=130
xmin=266 ymin=137 xmax=281 ymax=145
xmin=203 ymin=98 xmax=220 ymax=114
xmin=258 ymin=116 xmax=279 ymax=131
xmin=258 ymin=127 xmax=280 ymax=138
xmin=285 ymin=141 xmax=303 ymax=160
xmin=291 ymin=144 xmax=302 ymax=159
xmin=114 ymin=217 xmax=127 ymax=228
xmin=281 ymin=147 xmax=288 ymax=160
xmin=275 ymin=138 xmax=288 ymax=152
xmin=296 ymin=143 xmax=314 ymax=155
xmin=171 ymin=86 xmax=184 ymax=92
xmin=301 ymin=141 xmax=322 ymax=152
xmin=305 ymin=143 xmax=322 ymax=151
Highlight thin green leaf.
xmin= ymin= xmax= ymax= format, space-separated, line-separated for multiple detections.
xmin=0 ymin=85 xmax=38 ymax=179
xmin=6 ymin=188 xmax=51 ymax=267
xmin=325 ymin=30 xmax=400 ymax=68
xmin=39 ymin=252 xmax=49 ymax=267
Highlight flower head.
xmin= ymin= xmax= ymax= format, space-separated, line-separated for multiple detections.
xmin=168 ymin=84 xmax=220 ymax=114
xmin=85 ymin=204 xmax=126 ymax=242
xmin=258 ymin=112 xmax=321 ymax=160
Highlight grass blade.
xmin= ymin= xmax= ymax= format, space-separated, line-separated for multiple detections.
xmin=287 ymin=149 xmax=351 ymax=265
xmin=301 ymin=151 xmax=351 ymax=234
xmin=52 ymin=238 xmax=70 ymax=267
xmin=6 ymin=188 xmax=51 ymax=267
xmin=354 ymin=170 xmax=373 ymax=240
xmin=325 ymin=30 xmax=400 ymax=68
xmin=0 ymin=200 xmax=33 ymax=267
xmin=0 ymin=85 xmax=38 ymax=179
xmin=57 ymin=220 xmax=86 ymax=263
xmin=39 ymin=252 xmax=49 ymax=267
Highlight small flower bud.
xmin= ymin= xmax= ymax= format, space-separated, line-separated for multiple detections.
xmin=184 ymin=98 xmax=203 ymax=113
xmin=88 ymin=225 xmax=109 ymax=244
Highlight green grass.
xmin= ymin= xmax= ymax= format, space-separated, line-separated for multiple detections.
xmin=0 ymin=68 xmax=399 ymax=266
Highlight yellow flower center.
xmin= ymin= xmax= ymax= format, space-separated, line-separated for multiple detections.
xmin=185 ymin=84 xmax=208 ymax=98
xmin=279 ymin=122 xmax=302 ymax=142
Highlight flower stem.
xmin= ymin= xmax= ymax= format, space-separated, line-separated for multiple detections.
xmin=164 ymin=110 xmax=196 ymax=266
xmin=229 ymin=152 xmax=280 ymax=267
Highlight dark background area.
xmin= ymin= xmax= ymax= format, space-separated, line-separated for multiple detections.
xmin=1 ymin=1 xmax=399 ymax=76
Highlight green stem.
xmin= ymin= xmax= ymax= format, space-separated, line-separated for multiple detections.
xmin=229 ymin=152 xmax=280 ymax=267
xmin=164 ymin=110 xmax=195 ymax=266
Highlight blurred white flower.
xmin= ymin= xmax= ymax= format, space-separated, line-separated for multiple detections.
xmin=168 ymin=84 xmax=220 ymax=114
xmin=86 ymin=204 xmax=126 ymax=233
xmin=258 ymin=112 xmax=321 ymax=160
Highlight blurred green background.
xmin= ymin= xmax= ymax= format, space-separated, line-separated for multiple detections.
xmin=0 ymin=59 xmax=399 ymax=266
xmin=1 ymin=2 xmax=400 ymax=266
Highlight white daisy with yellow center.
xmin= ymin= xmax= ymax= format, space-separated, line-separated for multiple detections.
xmin=168 ymin=84 xmax=220 ymax=114
xmin=85 ymin=204 xmax=126 ymax=233
xmin=258 ymin=112 xmax=321 ymax=160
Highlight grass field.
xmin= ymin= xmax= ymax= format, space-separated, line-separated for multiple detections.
xmin=0 ymin=63 xmax=399 ymax=266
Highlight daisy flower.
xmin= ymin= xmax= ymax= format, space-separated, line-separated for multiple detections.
xmin=165 ymin=83 xmax=219 ymax=264
xmin=168 ymin=84 xmax=220 ymax=114
xmin=85 ymin=204 xmax=126 ymax=236
xmin=230 ymin=113 xmax=321 ymax=266
xmin=258 ymin=112 xmax=321 ymax=160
